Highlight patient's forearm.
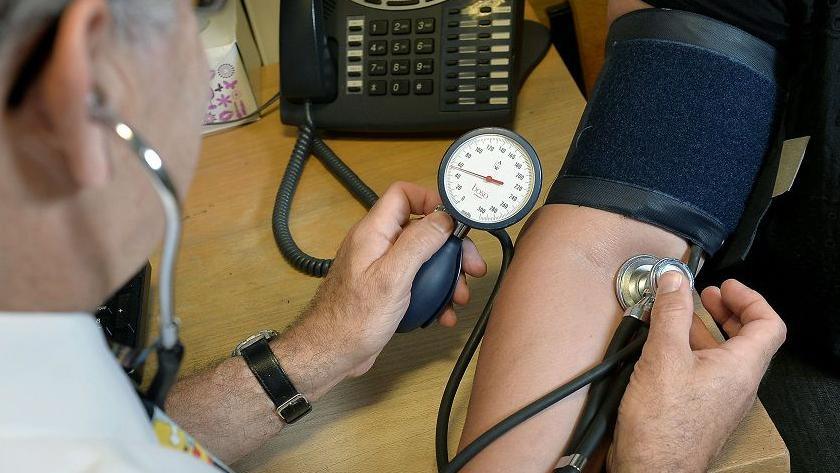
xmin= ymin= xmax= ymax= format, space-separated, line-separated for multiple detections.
xmin=458 ymin=204 xmax=688 ymax=472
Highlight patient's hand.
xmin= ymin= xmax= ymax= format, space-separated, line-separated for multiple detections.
xmin=608 ymin=273 xmax=786 ymax=473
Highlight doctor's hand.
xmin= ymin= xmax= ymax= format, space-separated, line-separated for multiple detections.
xmin=608 ymin=274 xmax=786 ymax=473
xmin=276 ymin=182 xmax=486 ymax=395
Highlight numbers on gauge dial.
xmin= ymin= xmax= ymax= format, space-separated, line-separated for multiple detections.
xmin=443 ymin=134 xmax=534 ymax=224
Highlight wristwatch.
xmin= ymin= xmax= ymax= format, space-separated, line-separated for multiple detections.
xmin=232 ymin=330 xmax=312 ymax=424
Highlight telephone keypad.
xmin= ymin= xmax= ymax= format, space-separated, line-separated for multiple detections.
xmin=391 ymin=39 xmax=411 ymax=54
xmin=414 ymin=79 xmax=433 ymax=95
xmin=414 ymin=38 xmax=434 ymax=54
xmin=368 ymin=40 xmax=388 ymax=55
xmin=416 ymin=18 xmax=435 ymax=33
xmin=368 ymin=60 xmax=387 ymax=75
xmin=369 ymin=80 xmax=387 ymax=95
xmin=369 ymin=20 xmax=388 ymax=35
xmin=392 ymin=19 xmax=411 ymax=34
xmin=344 ymin=0 xmax=517 ymax=107
xmin=391 ymin=79 xmax=410 ymax=95
xmin=391 ymin=59 xmax=410 ymax=75
xmin=415 ymin=58 xmax=434 ymax=75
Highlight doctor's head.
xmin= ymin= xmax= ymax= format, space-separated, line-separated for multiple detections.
xmin=0 ymin=0 xmax=209 ymax=311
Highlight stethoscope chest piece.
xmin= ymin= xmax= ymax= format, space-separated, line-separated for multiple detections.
xmin=616 ymin=254 xmax=658 ymax=310
xmin=616 ymin=255 xmax=695 ymax=310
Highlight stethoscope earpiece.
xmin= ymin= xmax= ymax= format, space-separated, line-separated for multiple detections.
xmin=91 ymin=107 xmax=184 ymax=408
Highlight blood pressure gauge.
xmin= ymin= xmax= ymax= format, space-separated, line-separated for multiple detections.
xmin=439 ymin=128 xmax=542 ymax=231
xmin=398 ymin=128 xmax=542 ymax=333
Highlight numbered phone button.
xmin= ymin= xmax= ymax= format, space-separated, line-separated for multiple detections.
xmin=391 ymin=59 xmax=410 ymax=75
xmin=368 ymin=80 xmax=387 ymax=96
xmin=391 ymin=79 xmax=410 ymax=95
xmin=368 ymin=40 xmax=387 ymax=56
xmin=392 ymin=39 xmax=410 ymax=55
xmin=414 ymin=79 xmax=433 ymax=95
xmin=392 ymin=19 xmax=411 ymax=34
xmin=415 ymin=38 xmax=434 ymax=54
xmin=416 ymin=18 xmax=435 ymax=33
xmin=415 ymin=58 xmax=434 ymax=75
xmin=369 ymin=20 xmax=388 ymax=36
xmin=368 ymin=60 xmax=387 ymax=76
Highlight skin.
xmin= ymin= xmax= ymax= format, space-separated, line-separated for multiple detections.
xmin=1 ymin=0 xmax=206 ymax=311
xmin=167 ymin=182 xmax=487 ymax=461
xmin=0 ymin=0 xmax=486 ymax=464
xmin=1 ymin=0 xmax=787 ymax=471
xmin=610 ymin=274 xmax=787 ymax=472
xmin=456 ymin=1 xmax=787 ymax=472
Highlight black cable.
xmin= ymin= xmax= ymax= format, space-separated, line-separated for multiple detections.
xmin=574 ymin=338 xmax=641 ymax=461
xmin=687 ymin=243 xmax=703 ymax=275
xmin=272 ymin=119 xmax=379 ymax=276
xmin=566 ymin=316 xmax=643 ymax=453
xmin=443 ymin=333 xmax=647 ymax=473
xmin=272 ymin=122 xmax=330 ymax=275
xmin=311 ymin=138 xmax=379 ymax=207
xmin=435 ymin=229 xmax=514 ymax=471
xmin=264 ymin=103 xmax=648 ymax=471
xmin=551 ymin=361 xmax=637 ymax=473
xmin=146 ymin=342 xmax=184 ymax=409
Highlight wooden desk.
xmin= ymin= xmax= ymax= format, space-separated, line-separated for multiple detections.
xmin=167 ymin=8 xmax=787 ymax=472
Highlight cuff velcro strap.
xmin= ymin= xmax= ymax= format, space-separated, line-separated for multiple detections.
xmin=546 ymin=8 xmax=782 ymax=255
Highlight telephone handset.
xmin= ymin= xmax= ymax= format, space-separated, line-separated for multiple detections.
xmin=280 ymin=0 xmax=537 ymax=132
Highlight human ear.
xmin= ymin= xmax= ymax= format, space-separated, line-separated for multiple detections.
xmin=24 ymin=0 xmax=113 ymax=188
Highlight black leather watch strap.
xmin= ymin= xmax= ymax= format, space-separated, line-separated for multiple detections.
xmin=239 ymin=337 xmax=311 ymax=424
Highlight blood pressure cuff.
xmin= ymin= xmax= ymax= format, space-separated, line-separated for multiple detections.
xmin=545 ymin=9 xmax=781 ymax=255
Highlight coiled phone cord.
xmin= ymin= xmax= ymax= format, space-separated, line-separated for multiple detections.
xmin=272 ymin=121 xmax=378 ymax=277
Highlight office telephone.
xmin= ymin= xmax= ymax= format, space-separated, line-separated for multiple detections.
xmin=279 ymin=0 xmax=547 ymax=132
xmin=273 ymin=0 xmax=548 ymax=278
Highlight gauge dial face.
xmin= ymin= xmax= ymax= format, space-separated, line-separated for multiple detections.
xmin=440 ymin=130 xmax=541 ymax=229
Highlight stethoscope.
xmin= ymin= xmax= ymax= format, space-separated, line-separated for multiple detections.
xmin=93 ymin=107 xmax=700 ymax=472
xmin=406 ymin=129 xmax=699 ymax=472
xmin=91 ymin=98 xmax=185 ymax=409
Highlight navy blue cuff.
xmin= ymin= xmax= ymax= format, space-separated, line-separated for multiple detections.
xmin=546 ymin=175 xmax=727 ymax=254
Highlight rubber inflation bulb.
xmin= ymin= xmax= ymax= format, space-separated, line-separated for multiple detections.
xmin=397 ymin=234 xmax=463 ymax=333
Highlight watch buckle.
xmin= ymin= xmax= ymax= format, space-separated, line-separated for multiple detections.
xmin=232 ymin=329 xmax=278 ymax=357
xmin=276 ymin=393 xmax=311 ymax=424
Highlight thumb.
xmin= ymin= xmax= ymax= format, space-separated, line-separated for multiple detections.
xmin=646 ymin=270 xmax=694 ymax=354
xmin=380 ymin=210 xmax=454 ymax=281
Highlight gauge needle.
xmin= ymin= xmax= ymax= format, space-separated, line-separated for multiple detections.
xmin=452 ymin=166 xmax=505 ymax=186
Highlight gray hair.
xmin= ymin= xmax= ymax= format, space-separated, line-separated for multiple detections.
xmin=0 ymin=0 xmax=176 ymax=47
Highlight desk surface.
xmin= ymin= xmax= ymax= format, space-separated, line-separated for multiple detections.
xmin=169 ymin=8 xmax=788 ymax=472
